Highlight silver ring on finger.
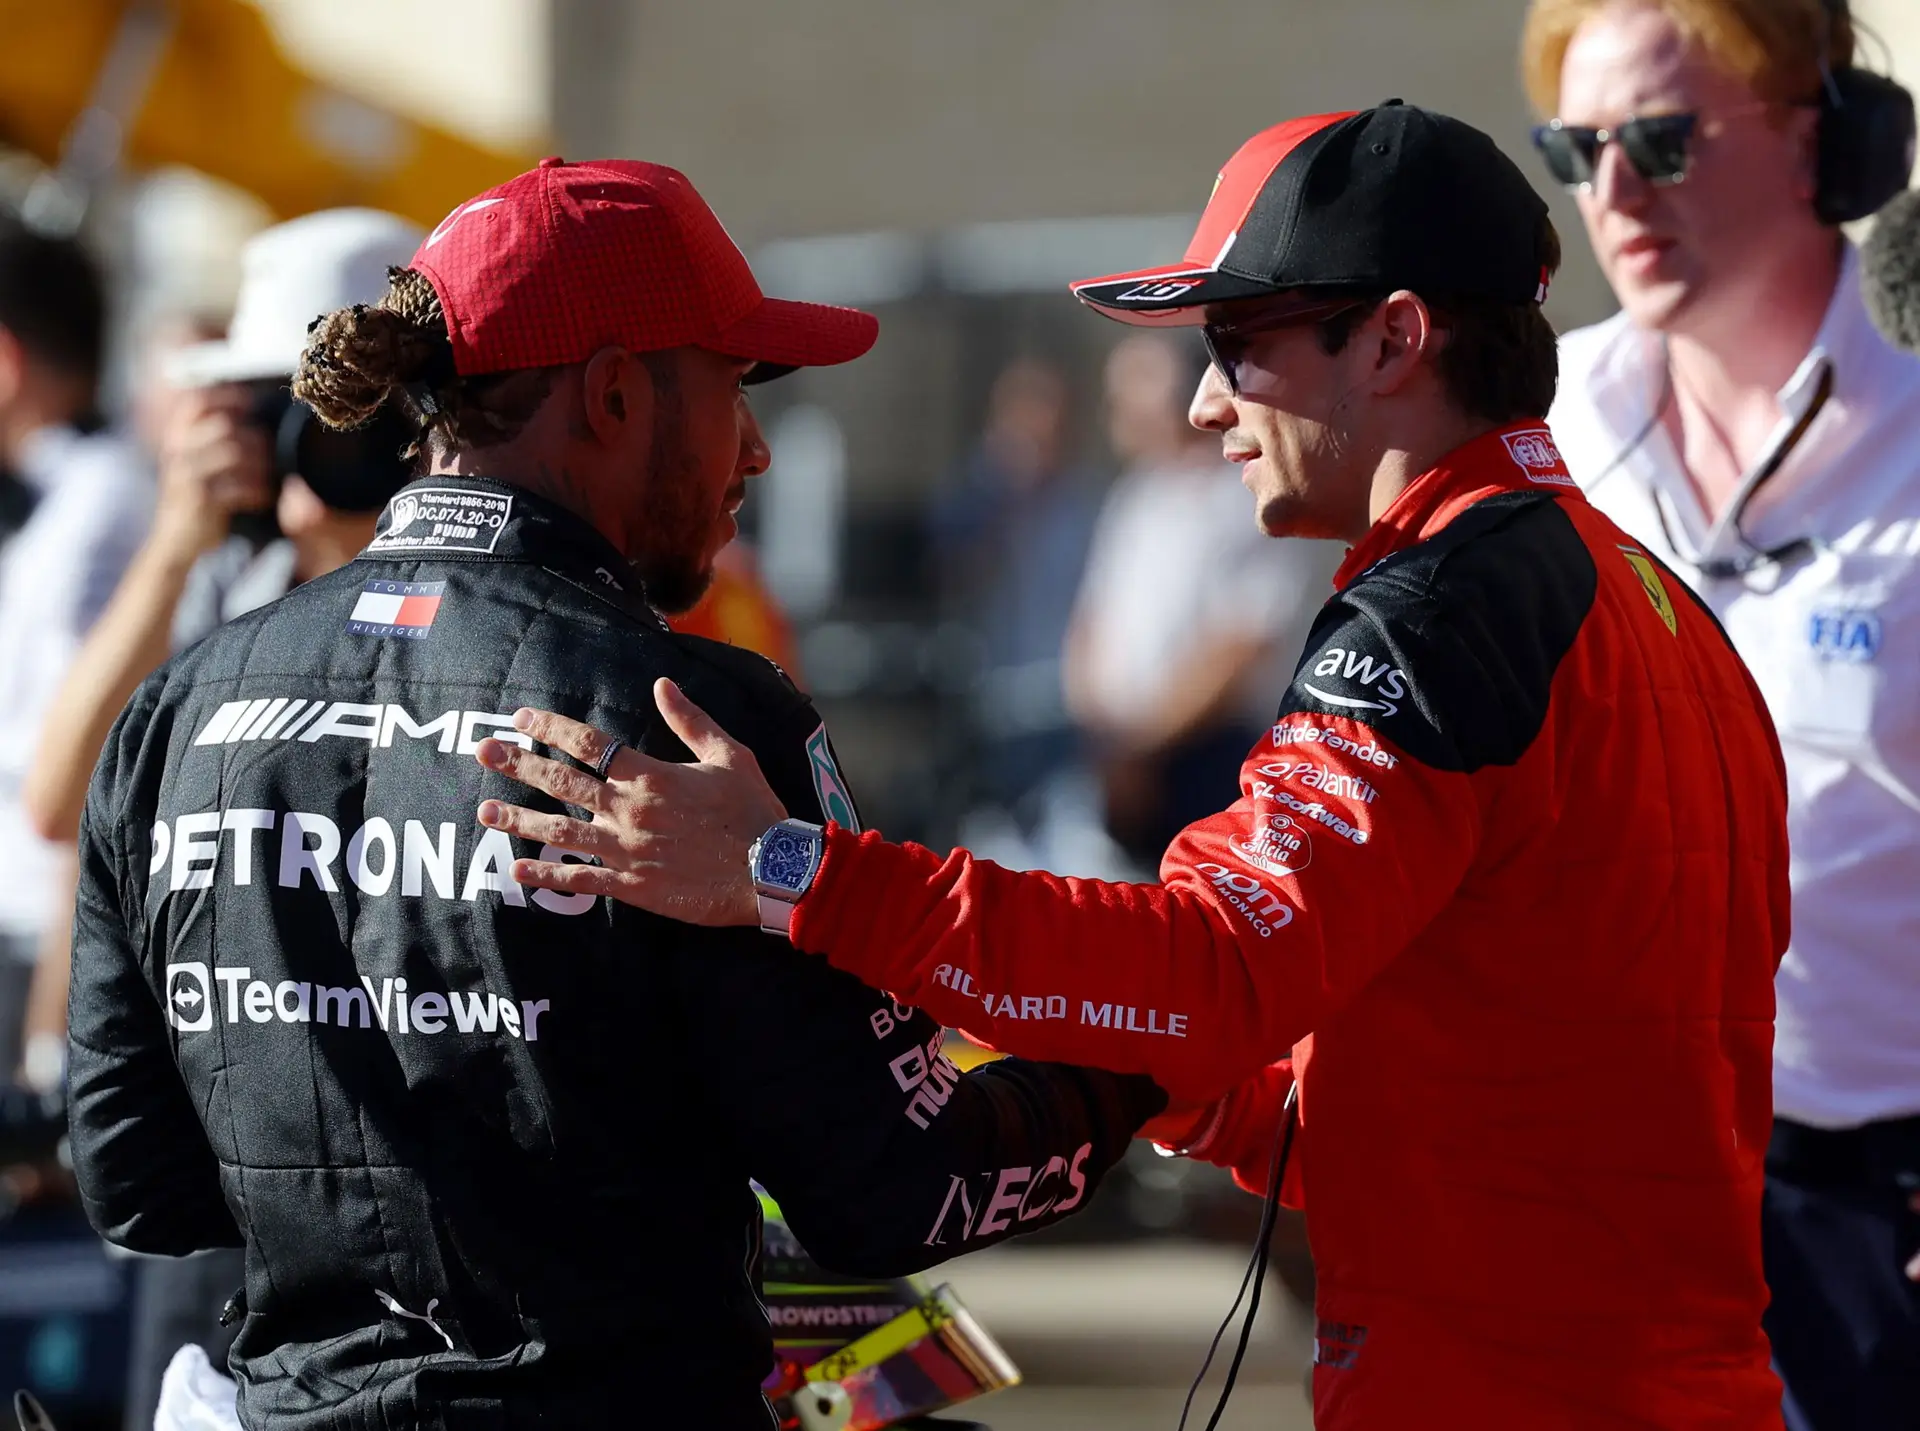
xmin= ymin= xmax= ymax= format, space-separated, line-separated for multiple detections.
xmin=592 ymin=738 xmax=625 ymax=780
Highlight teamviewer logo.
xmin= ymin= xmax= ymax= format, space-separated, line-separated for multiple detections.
xmin=165 ymin=962 xmax=212 ymax=1033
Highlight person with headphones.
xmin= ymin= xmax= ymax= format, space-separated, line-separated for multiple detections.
xmin=1522 ymin=2 xmax=1920 ymax=1424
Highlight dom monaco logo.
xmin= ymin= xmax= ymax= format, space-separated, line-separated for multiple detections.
xmin=166 ymin=962 xmax=213 ymax=1032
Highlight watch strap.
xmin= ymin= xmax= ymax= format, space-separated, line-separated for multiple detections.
xmin=757 ymin=891 xmax=798 ymax=938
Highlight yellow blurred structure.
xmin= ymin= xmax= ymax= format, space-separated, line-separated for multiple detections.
xmin=0 ymin=0 xmax=533 ymax=225
xmin=667 ymin=545 xmax=805 ymax=679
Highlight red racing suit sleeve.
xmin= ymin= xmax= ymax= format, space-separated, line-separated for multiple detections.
xmin=792 ymin=587 xmax=1505 ymax=1103
xmin=1178 ymin=1059 xmax=1304 ymax=1204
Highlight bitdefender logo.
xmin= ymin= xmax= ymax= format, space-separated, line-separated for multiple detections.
xmin=166 ymin=962 xmax=212 ymax=1032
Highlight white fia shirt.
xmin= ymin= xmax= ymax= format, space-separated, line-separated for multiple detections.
xmin=1551 ymin=243 xmax=1920 ymax=1129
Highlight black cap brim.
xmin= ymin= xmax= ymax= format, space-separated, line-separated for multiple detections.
xmin=1069 ymin=262 xmax=1281 ymax=326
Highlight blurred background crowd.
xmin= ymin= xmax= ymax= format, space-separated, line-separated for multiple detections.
xmin=0 ymin=1 xmax=1917 ymax=1428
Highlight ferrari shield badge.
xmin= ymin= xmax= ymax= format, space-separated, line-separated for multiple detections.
xmin=1618 ymin=546 xmax=1677 ymax=637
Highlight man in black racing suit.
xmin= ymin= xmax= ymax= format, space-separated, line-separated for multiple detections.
xmin=66 ymin=157 xmax=1164 ymax=1429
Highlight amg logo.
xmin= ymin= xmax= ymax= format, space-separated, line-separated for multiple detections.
xmin=192 ymin=699 xmax=534 ymax=754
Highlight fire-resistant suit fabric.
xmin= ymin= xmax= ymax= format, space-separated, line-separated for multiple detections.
xmin=788 ymin=423 xmax=1792 ymax=1429
xmin=67 ymin=477 xmax=1162 ymax=1431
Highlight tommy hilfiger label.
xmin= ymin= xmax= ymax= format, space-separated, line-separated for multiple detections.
xmin=349 ymin=580 xmax=444 ymax=640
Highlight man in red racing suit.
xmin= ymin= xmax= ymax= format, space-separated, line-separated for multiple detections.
xmin=477 ymin=104 xmax=1792 ymax=1430
xmin=779 ymin=419 xmax=1791 ymax=1428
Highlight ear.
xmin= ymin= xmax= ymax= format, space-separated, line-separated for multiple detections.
xmin=1366 ymin=291 xmax=1438 ymax=396
xmin=578 ymin=346 xmax=657 ymax=447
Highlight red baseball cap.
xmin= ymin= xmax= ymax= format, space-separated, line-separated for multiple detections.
xmin=410 ymin=156 xmax=877 ymax=383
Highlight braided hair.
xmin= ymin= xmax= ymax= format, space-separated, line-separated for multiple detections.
xmin=293 ymin=267 xmax=564 ymax=457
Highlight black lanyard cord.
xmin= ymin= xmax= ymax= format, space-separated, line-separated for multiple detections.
xmin=1176 ymin=1081 xmax=1301 ymax=1431
xmin=1652 ymin=359 xmax=1834 ymax=580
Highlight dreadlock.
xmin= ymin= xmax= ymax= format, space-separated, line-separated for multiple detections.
xmin=293 ymin=267 xmax=566 ymax=458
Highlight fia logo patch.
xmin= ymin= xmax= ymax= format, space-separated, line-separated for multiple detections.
xmin=1618 ymin=546 xmax=1677 ymax=636
xmin=1808 ymin=608 xmax=1881 ymax=662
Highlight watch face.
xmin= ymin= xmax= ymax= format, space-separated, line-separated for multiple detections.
xmin=757 ymin=827 xmax=817 ymax=894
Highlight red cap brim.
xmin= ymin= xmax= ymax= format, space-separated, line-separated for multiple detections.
xmin=707 ymin=296 xmax=878 ymax=372
xmin=1069 ymin=261 xmax=1278 ymax=326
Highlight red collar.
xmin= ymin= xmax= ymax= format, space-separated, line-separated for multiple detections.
xmin=1333 ymin=421 xmax=1582 ymax=590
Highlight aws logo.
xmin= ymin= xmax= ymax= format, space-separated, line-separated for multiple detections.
xmin=1301 ymin=647 xmax=1409 ymax=718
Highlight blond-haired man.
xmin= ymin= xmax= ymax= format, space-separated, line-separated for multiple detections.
xmin=1524 ymin=2 xmax=1920 ymax=1423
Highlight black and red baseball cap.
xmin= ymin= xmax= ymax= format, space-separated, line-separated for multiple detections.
xmin=409 ymin=156 xmax=877 ymax=383
xmin=1072 ymin=101 xmax=1552 ymax=326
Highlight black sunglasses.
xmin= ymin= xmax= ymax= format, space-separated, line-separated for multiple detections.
xmin=1531 ymin=113 xmax=1700 ymax=190
xmin=1531 ymin=102 xmax=1782 ymax=192
xmin=1201 ymin=297 xmax=1374 ymax=395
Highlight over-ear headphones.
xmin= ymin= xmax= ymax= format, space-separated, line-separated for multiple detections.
xmin=1815 ymin=0 xmax=1917 ymax=223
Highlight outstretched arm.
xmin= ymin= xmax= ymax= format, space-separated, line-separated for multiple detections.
xmin=478 ymin=590 xmax=1504 ymax=1101
xmin=668 ymin=919 xmax=1164 ymax=1276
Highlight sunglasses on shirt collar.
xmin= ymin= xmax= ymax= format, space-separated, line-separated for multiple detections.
xmin=1531 ymin=103 xmax=1777 ymax=192
xmin=1201 ymin=296 xmax=1377 ymax=396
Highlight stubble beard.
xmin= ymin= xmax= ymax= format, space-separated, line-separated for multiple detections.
xmin=633 ymin=406 xmax=723 ymax=616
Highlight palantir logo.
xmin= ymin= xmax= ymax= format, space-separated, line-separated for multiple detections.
xmin=166 ymin=962 xmax=213 ymax=1033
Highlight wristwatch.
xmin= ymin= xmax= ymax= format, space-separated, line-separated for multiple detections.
xmin=748 ymin=819 xmax=826 ymax=937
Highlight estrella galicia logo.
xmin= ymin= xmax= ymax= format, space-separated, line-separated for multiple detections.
xmin=805 ymin=723 xmax=861 ymax=833
xmin=165 ymin=962 xmax=213 ymax=1033
xmin=1808 ymin=608 xmax=1882 ymax=663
